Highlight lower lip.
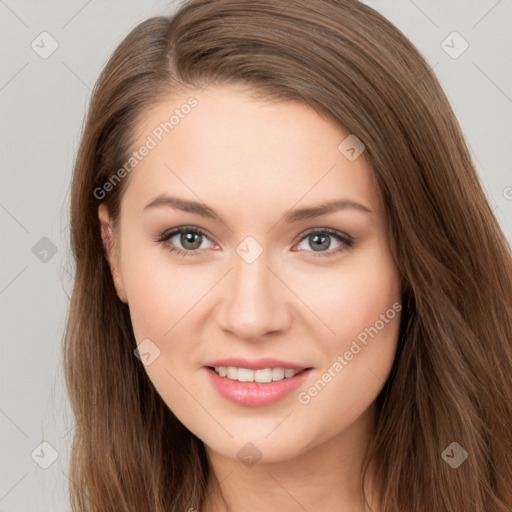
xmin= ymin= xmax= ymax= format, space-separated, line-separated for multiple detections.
xmin=205 ymin=367 xmax=312 ymax=407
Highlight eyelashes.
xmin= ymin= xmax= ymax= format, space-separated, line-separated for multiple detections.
xmin=156 ymin=226 xmax=213 ymax=257
xmin=155 ymin=225 xmax=354 ymax=258
xmin=294 ymin=228 xmax=353 ymax=256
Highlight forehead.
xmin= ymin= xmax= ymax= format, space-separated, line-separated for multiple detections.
xmin=120 ymin=84 xmax=381 ymax=220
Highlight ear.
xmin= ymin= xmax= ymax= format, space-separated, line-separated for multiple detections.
xmin=98 ymin=203 xmax=128 ymax=304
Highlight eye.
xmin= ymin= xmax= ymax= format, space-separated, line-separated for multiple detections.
xmin=156 ymin=226 xmax=216 ymax=256
xmin=293 ymin=228 xmax=353 ymax=257
xmin=155 ymin=226 xmax=353 ymax=258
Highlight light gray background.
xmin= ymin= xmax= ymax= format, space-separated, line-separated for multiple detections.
xmin=1 ymin=1 xmax=511 ymax=511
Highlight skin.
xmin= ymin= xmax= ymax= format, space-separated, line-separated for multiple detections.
xmin=99 ymin=83 xmax=402 ymax=512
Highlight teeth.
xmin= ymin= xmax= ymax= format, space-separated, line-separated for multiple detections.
xmin=214 ymin=366 xmax=302 ymax=382
xmin=237 ymin=368 xmax=255 ymax=382
xmin=272 ymin=367 xmax=285 ymax=381
xmin=226 ymin=366 xmax=238 ymax=379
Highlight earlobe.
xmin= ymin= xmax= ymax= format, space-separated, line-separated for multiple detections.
xmin=97 ymin=203 xmax=128 ymax=304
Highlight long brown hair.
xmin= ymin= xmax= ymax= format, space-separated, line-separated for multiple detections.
xmin=63 ymin=1 xmax=512 ymax=510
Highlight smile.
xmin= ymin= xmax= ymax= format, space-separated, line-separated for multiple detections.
xmin=205 ymin=366 xmax=312 ymax=407
xmin=212 ymin=366 xmax=304 ymax=383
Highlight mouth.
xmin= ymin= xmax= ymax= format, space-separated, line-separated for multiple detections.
xmin=208 ymin=365 xmax=310 ymax=383
xmin=204 ymin=363 xmax=313 ymax=407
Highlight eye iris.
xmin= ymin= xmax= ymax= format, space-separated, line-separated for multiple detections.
xmin=181 ymin=231 xmax=202 ymax=250
xmin=310 ymin=233 xmax=330 ymax=251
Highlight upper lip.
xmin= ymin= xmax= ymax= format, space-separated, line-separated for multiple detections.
xmin=204 ymin=357 xmax=311 ymax=371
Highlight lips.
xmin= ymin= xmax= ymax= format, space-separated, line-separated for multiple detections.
xmin=204 ymin=357 xmax=313 ymax=407
xmin=204 ymin=357 xmax=308 ymax=371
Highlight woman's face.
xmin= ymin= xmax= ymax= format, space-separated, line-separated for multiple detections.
xmin=99 ymin=84 xmax=402 ymax=463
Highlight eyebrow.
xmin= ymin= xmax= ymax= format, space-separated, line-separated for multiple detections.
xmin=143 ymin=194 xmax=373 ymax=223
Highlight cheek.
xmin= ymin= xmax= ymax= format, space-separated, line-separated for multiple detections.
xmin=293 ymin=242 xmax=401 ymax=429
xmin=294 ymin=241 xmax=401 ymax=345
xmin=120 ymin=237 xmax=213 ymax=342
xmin=121 ymin=247 xmax=210 ymax=417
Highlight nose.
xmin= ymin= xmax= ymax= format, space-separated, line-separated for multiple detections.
xmin=216 ymin=250 xmax=292 ymax=341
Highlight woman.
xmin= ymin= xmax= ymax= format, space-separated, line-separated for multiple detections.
xmin=63 ymin=0 xmax=512 ymax=510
